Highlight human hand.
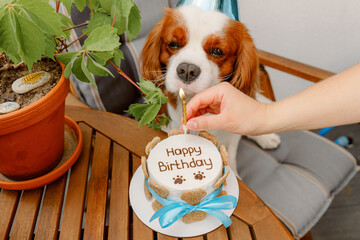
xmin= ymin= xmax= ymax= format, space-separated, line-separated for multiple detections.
xmin=185 ymin=82 xmax=268 ymax=135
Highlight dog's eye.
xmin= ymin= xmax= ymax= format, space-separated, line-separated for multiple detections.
xmin=209 ymin=48 xmax=224 ymax=58
xmin=168 ymin=41 xmax=181 ymax=50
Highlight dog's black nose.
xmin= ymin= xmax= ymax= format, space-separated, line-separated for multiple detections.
xmin=176 ymin=62 xmax=201 ymax=83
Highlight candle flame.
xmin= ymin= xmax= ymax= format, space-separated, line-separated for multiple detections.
xmin=179 ymin=88 xmax=185 ymax=100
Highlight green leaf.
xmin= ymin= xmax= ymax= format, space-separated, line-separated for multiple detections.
xmin=99 ymin=0 xmax=112 ymax=13
xmin=64 ymin=61 xmax=73 ymax=78
xmin=0 ymin=0 xmax=73 ymax=69
xmin=72 ymin=56 xmax=88 ymax=82
xmin=0 ymin=7 xmax=45 ymax=69
xmin=113 ymin=49 xmax=124 ymax=67
xmin=58 ymin=51 xmax=79 ymax=78
xmin=89 ymin=51 xmax=113 ymax=65
xmin=0 ymin=1 xmax=8 ymax=10
xmin=105 ymin=0 xmax=141 ymax=39
xmin=86 ymin=53 xmax=114 ymax=77
xmin=60 ymin=0 xmax=75 ymax=14
xmin=146 ymin=113 xmax=171 ymax=131
xmin=86 ymin=12 xmax=112 ymax=34
xmin=42 ymin=32 xmax=56 ymax=61
xmin=126 ymin=103 xmax=148 ymax=121
xmin=139 ymin=102 xmax=161 ymax=126
xmin=81 ymin=55 xmax=98 ymax=89
xmin=59 ymin=12 xmax=73 ymax=40
xmin=17 ymin=0 xmax=64 ymax=37
xmin=138 ymin=78 xmax=162 ymax=95
xmin=86 ymin=0 xmax=100 ymax=11
xmin=56 ymin=51 xmax=79 ymax=66
xmin=126 ymin=78 xmax=170 ymax=130
xmin=74 ymin=0 xmax=86 ymax=12
xmin=82 ymin=25 xmax=120 ymax=51
xmin=127 ymin=4 xmax=141 ymax=41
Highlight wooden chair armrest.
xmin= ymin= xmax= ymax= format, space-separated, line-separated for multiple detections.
xmin=257 ymin=50 xmax=335 ymax=83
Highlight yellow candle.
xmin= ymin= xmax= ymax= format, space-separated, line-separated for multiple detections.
xmin=179 ymin=88 xmax=187 ymax=125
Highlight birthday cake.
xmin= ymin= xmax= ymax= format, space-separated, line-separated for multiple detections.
xmin=141 ymin=129 xmax=230 ymax=224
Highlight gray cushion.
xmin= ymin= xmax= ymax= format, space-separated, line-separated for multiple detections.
xmin=238 ymin=131 xmax=358 ymax=238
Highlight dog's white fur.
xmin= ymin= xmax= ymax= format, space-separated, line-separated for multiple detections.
xmin=142 ymin=6 xmax=280 ymax=177
xmin=165 ymin=7 xmax=228 ymax=95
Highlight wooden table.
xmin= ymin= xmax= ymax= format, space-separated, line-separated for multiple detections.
xmin=0 ymin=106 xmax=293 ymax=240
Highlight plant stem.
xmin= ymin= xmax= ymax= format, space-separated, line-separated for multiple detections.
xmin=90 ymin=2 xmax=93 ymax=17
xmin=56 ymin=0 xmax=60 ymax=13
xmin=112 ymin=10 xmax=117 ymax=27
xmin=60 ymin=32 xmax=88 ymax=52
xmin=107 ymin=60 xmax=144 ymax=94
xmin=63 ymin=21 xmax=89 ymax=31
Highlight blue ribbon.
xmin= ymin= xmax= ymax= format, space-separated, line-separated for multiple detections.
xmin=145 ymin=177 xmax=237 ymax=228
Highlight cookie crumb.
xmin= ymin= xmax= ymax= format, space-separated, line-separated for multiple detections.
xmin=145 ymin=136 xmax=161 ymax=155
xmin=168 ymin=128 xmax=189 ymax=136
xmin=220 ymin=145 xmax=229 ymax=166
xmin=199 ymin=131 xmax=218 ymax=146
xmin=144 ymin=180 xmax=152 ymax=200
xmin=214 ymin=170 xmax=230 ymax=190
xmin=141 ymin=156 xmax=149 ymax=179
xmin=182 ymin=211 xmax=207 ymax=224
xmin=152 ymin=200 xmax=163 ymax=211
xmin=148 ymin=181 xmax=169 ymax=198
xmin=181 ymin=189 xmax=206 ymax=205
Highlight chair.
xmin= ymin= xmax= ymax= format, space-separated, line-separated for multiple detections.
xmin=236 ymin=50 xmax=358 ymax=239
xmin=67 ymin=1 xmax=358 ymax=239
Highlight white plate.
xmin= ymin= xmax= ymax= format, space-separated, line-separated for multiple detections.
xmin=129 ymin=166 xmax=239 ymax=238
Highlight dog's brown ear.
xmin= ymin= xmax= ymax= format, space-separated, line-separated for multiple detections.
xmin=229 ymin=21 xmax=259 ymax=98
xmin=140 ymin=10 xmax=167 ymax=82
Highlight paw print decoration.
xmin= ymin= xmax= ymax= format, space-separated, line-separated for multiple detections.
xmin=173 ymin=175 xmax=186 ymax=184
xmin=194 ymin=171 xmax=206 ymax=180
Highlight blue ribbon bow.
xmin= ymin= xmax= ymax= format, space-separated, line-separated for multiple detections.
xmin=145 ymin=177 xmax=237 ymax=228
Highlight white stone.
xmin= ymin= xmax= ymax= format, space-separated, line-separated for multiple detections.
xmin=0 ymin=102 xmax=20 ymax=114
xmin=147 ymin=134 xmax=223 ymax=201
xmin=11 ymin=71 xmax=51 ymax=94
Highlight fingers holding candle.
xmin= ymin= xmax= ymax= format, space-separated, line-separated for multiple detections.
xmin=184 ymin=84 xmax=224 ymax=131
xmin=185 ymin=82 xmax=267 ymax=135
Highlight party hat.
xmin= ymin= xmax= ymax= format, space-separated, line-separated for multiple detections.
xmin=176 ymin=0 xmax=240 ymax=21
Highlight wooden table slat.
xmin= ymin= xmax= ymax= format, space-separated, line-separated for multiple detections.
xmin=65 ymin=106 xmax=168 ymax=157
xmin=34 ymin=174 xmax=67 ymax=240
xmin=157 ymin=233 xmax=179 ymax=240
xmin=83 ymin=132 xmax=111 ymax=240
xmin=252 ymin=215 xmax=293 ymax=240
xmin=0 ymin=106 xmax=294 ymax=240
xmin=0 ymin=190 xmax=21 ymax=240
xmin=228 ymin=216 xmax=252 ymax=240
xmin=132 ymin=155 xmax=154 ymax=240
xmin=108 ymin=143 xmax=130 ymax=240
xmin=10 ymin=188 xmax=43 ymax=240
xmin=59 ymin=123 xmax=93 ymax=240
xmin=183 ymin=236 xmax=204 ymax=240
xmin=233 ymin=179 xmax=271 ymax=225
xmin=206 ymin=225 xmax=228 ymax=240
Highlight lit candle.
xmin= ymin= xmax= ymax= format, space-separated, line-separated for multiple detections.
xmin=179 ymin=88 xmax=187 ymax=125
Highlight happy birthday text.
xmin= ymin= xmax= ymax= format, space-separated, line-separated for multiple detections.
xmin=158 ymin=158 xmax=213 ymax=172
xmin=166 ymin=146 xmax=202 ymax=157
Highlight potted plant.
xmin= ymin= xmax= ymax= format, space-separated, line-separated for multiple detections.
xmin=0 ymin=0 xmax=166 ymax=181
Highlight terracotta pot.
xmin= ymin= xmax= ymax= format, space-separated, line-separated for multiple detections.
xmin=0 ymin=62 xmax=69 ymax=180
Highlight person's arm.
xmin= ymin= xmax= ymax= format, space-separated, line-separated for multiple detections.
xmin=186 ymin=63 xmax=360 ymax=135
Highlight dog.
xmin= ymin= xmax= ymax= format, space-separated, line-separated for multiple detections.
xmin=140 ymin=6 xmax=280 ymax=176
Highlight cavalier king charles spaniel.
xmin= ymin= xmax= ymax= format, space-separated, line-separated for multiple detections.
xmin=140 ymin=6 xmax=280 ymax=177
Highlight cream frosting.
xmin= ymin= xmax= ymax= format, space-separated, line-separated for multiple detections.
xmin=147 ymin=134 xmax=223 ymax=201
